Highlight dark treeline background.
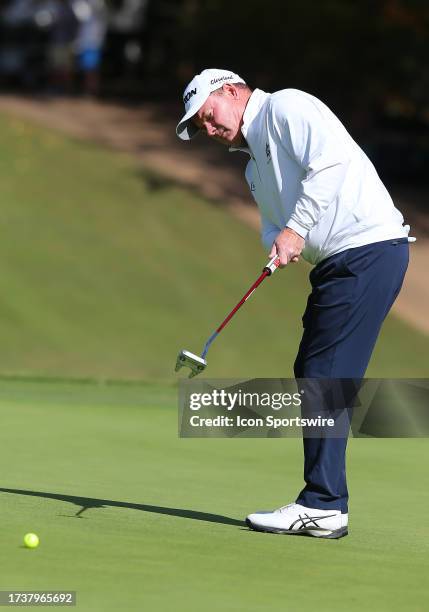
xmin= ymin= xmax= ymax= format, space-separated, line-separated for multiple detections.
xmin=146 ymin=0 xmax=428 ymax=121
xmin=1 ymin=0 xmax=428 ymax=183
xmin=143 ymin=0 xmax=429 ymax=184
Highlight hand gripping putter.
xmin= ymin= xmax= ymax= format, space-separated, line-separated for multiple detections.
xmin=175 ymin=255 xmax=280 ymax=378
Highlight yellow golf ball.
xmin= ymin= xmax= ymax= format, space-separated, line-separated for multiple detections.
xmin=23 ymin=533 xmax=39 ymax=549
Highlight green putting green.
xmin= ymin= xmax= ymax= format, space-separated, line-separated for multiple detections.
xmin=0 ymin=379 xmax=428 ymax=611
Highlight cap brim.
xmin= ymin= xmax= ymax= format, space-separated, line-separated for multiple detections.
xmin=176 ymin=89 xmax=210 ymax=140
xmin=176 ymin=116 xmax=200 ymax=141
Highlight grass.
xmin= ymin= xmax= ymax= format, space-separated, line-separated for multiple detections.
xmin=0 ymin=112 xmax=427 ymax=380
xmin=0 ymin=109 xmax=427 ymax=611
xmin=0 ymin=378 xmax=428 ymax=611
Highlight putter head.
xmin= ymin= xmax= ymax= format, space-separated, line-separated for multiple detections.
xmin=175 ymin=350 xmax=207 ymax=378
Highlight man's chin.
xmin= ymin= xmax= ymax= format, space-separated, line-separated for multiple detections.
xmin=218 ymin=133 xmax=244 ymax=147
xmin=213 ymin=131 xmax=243 ymax=147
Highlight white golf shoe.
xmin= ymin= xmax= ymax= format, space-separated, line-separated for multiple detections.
xmin=246 ymin=503 xmax=348 ymax=539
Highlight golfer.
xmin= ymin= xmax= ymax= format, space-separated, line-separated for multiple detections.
xmin=176 ymin=69 xmax=413 ymax=538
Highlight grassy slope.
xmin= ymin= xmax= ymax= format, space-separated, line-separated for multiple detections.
xmin=0 ymin=379 xmax=428 ymax=612
xmin=0 ymin=112 xmax=427 ymax=380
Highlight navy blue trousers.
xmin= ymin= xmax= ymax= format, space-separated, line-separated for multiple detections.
xmin=294 ymin=238 xmax=409 ymax=513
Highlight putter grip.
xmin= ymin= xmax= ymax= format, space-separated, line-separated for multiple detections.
xmin=264 ymin=256 xmax=280 ymax=275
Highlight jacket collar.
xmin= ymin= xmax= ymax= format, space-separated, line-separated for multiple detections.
xmin=229 ymin=88 xmax=270 ymax=155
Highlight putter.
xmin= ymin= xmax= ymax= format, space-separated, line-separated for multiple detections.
xmin=175 ymin=255 xmax=280 ymax=378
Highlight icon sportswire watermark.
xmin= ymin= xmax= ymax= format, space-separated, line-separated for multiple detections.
xmin=178 ymin=378 xmax=429 ymax=438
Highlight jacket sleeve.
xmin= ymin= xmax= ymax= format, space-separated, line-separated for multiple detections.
xmin=261 ymin=215 xmax=280 ymax=252
xmin=268 ymin=92 xmax=350 ymax=238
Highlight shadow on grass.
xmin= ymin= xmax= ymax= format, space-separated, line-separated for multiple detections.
xmin=0 ymin=487 xmax=244 ymax=527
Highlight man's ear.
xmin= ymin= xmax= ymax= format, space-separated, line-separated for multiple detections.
xmin=222 ymin=83 xmax=239 ymax=98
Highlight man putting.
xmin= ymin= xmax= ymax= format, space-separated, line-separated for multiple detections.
xmin=176 ymin=69 xmax=413 ymax=538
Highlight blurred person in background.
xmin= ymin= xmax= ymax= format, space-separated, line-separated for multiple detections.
xmin=0 ymin=0 xmax=50 ymax=89
xmin=75 ymin=0 xmax=108 ymax=96
xmin=48 ymin=0 xmax=78 ymax=94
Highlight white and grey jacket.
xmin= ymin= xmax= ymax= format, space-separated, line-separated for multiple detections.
xmin=232 ymin=88 xmax=412 ymax=265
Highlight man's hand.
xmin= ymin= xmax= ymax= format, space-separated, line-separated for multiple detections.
xmin=269 ymin=227 xmax=305 ymax=267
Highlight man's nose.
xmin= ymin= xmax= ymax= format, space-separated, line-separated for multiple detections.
xmin=204 ymin=123 xmax=216 ymax=137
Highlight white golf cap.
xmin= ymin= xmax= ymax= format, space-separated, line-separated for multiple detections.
xmin=176 ymin=68 xmax=246 ymax=140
